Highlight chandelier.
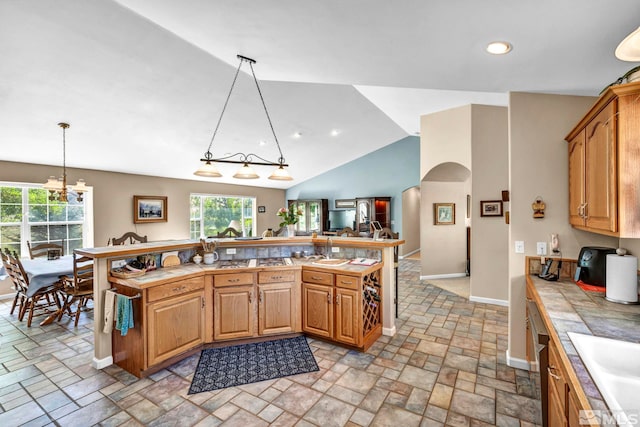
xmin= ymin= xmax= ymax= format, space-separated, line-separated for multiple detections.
xmin=194 ymin=55 xmax=292 ymax=181
xmin=43 ymin=123 xmax=88 ymax=202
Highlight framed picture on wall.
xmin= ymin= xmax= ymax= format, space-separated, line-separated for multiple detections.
xmin=134 ymin=195 xmax=168 ymax=223
xmin=257 ymin=206 xmax=266 ymax=213
xmin=434 ymin=203 xmax=455 ymax=225
xmin=480 ymin=200 xmax=503 ymax=217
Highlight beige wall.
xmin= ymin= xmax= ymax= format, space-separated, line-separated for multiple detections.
xmin=420 ymin=180 xmax=469 ymax=275
xmin=506 ymin=93 xmax=618 ymax=364
xmin=420 ymin=105 xmax=471 ymax=180
xmin=0 ymin=160 xmax=285 ymax=296
xmin=470 ymin=105 xmax=509 ymax=302
xmin=401 ymin=186 xmax=420 ymax=256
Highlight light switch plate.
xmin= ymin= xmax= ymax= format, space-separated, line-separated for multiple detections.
xmin=537 ymin=242 xmax=547 ymax=256
xmin=226 ymin=248 xmax=236 ymax=255
xmin=515 ymin=241 xmax=525 ymax=254
xmin=331 ymin=247 xmax=340 ymax=253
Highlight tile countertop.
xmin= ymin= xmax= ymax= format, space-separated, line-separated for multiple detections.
xmin=110 ymin=258 xmax=382 ymax=289
xmin=528 ymin=275 xmax=640 ymax=413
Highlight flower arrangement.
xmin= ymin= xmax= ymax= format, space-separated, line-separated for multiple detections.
xmin=277 ymin=205 xmax=303 ymax=227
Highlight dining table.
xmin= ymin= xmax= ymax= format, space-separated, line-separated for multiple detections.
xmin=0 ymin=254 xmax=75 ymax=325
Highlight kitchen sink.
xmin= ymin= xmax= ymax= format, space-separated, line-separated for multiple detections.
xmin=568 ymin=332 xmax=640 ymax=425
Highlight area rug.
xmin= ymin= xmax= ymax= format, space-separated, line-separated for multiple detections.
xmin=188 ymin=336 xmax=319 ymax=394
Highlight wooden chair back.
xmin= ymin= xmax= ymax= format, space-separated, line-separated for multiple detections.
xmin=111 ymin=232 xmax=147 ymax=245
xmin=336 ymin=227 xmax=359 ymax=237
xmin=66 ymin=254 xmax=94 ymax=291
xmin=3 ymin=249 xmax=30 ymax=293
xmin=27 ymin=241 xmax=64 ymax=259
xmin=379 ymin=227 xmax=399 ymax=240
xmin=216 ymin=227 xmax=242 ymax=238
xmin=272 ymin=227 xmax=286 ymax=236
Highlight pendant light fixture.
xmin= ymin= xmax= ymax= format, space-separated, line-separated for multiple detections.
xmin=43 ymin=123 xmax=88 ymax=202
xmin=194 ymin=55 xmax=293 ymax=181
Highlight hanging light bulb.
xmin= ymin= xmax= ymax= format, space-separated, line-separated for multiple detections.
xmin=42 ymin=123 xmax=89 ymax=202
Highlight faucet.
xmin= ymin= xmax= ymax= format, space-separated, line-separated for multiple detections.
xmin=326 ymin=238 xmax=332 ymax=259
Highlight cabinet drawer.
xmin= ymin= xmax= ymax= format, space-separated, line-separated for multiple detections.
xmin=258 ymin=270 xmax=296 ymax=284
xmin=214 ymin=272 xmax=254 ymax=287
xmin=336 ymin=274 xmax=360 ymax=290
xmin=147 ymin=277 xmax=204 ymax=302
xmin=302 ymin=270 xmax=333 ymax=286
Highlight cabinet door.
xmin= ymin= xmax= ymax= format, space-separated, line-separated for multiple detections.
xmin=356 ymin=198 xmax=371 ymax=232
xmin=567 ymin=388 xmax=582 ymax=427
xmin=147 ymin=291 xmax=204 ymax=366
xmin=258 ymin=283 xmax=294 ymax=335
xmin=302 ymin=283 xmax=333 ymax=338
xmin=568 ymin=130 xmax=586 ymax=227
xmin=548 ymin=380 xmax=568 ymax=427
xmin=584 ymin=101 xmax=617 ymax=233
xmin=335 ymin=288 xmax=360 ymax=346
xmin=214 ymin=285 xmax=254 ymax=340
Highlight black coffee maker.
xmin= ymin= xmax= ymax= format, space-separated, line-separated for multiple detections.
xmin=574 ymin=246 xmax=617 ymax=286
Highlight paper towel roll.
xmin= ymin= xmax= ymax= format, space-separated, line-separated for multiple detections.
xmin=606 ymin=254 xmax=639 ymax=303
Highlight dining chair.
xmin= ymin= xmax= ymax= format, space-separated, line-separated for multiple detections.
xmin=216 ymin=227 xmax=242 ymax=238
xmin=336 ymin=227 xmax=359 ymax=237
xmin=3 ymin=250 xmax=62 ymax=327
xmin=57 ymin=253 xmax=94 ymax=327
xmin=27 ymin=240 xmax=64 ymax=259
xmin=1 ymin=248 xmax=25 ymax=316
xmin=111 ymin=232 xmax=147 ymax=245
xmin=272 ymin=226 xmax=286 ymax=236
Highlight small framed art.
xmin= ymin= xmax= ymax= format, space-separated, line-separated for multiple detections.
xmin=480 ymin=200 xmax=503 ymax=217
xmin=434 ymin=203 xmax=455 ymax=225
xmin=134 ymin=195 xmax=168 ymax=223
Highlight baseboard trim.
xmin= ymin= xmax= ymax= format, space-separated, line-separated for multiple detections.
xmin=506 ymin=349 xmax=530 ymax=370
xmin=382 ymin=326 xmax=396 ymax=336
xmin=421 ymin=273 xmax=466 ymax=280
xmin=92 ymin=355 xmax=113 ymax=370
xmin=469 ymin=295 xmax=509 ymax=307
xmin=399 ymin=248 xmax=420 ymax=259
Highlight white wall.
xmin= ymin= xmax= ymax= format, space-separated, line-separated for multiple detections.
xmin=421 ymin=105 xmax=471 ymax=180
xmin=506 ymin=93 xmax=618 ymax=365
xmin=470 ymin=105 xmax=509 ymax=303
xmin=401 ymin=186 xmax=420 ymax=256
xmin=420 ymin=180 xmax=469 ymax=276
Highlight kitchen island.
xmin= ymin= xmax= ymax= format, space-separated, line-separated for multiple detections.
xmin=77 ymin=236 xmax=403 ymax=374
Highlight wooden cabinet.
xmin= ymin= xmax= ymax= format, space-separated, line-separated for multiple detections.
xmin=112 ymin=276 xmax=206 ymax=377
xmin=302 ymin=282 xmax=333 ymax=338
xmin=356 ymin=197 xmax=391 ymax=233
xmin=546 ymin=334 xmax=586 ymax=427
xmin=565 ymin=81 xmax=640 ymax=237
xmin=302 ymin=267 xmax=381 ymax=350
xmin=213 ymin=269 xmax=299 ymax=341
xmin=147 ymin=291 xmax=205 ymax=366
xmin=214 ymin=285 xmax=254 ymax=340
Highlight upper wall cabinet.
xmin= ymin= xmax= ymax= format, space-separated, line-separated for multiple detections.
xmin=565 ymin=81 xmax=640 ymax=237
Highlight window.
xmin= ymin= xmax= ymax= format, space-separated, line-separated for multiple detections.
xmin=190 ymin=194 xmax=256 ymax=238
xmin=0 ymin=182 xmax=93 ymax=257
xmin=289 ymin=200 xmax=326 ymax=234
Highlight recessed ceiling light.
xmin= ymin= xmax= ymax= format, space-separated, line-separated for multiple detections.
xmin=259 ymin=140 xmax=266 ymax=146
xmin=330 ymin=129 xmax=340 ymax=137
xmin=486 ymin=41 xmax=512 ymax=55
xmin=293 ymin=132 xmax=302 ymax=138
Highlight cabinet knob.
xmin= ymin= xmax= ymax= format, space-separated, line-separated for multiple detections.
xmin=547 ymin=365 xmax=561 ymax=380
xmin=327 ymin=293 xmax=331 ymax=304
xmin=336 ymin=295 xmax=340 ymax=305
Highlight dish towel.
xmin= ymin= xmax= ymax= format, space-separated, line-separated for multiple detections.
xmin=103 ymin=290 xmax=117 ymax=333
xmin=115 ymin=294 xmax=134 ymax=336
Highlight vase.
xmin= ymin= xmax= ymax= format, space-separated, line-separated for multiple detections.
xmin=287 ymin=224 xmax=295 ymax=237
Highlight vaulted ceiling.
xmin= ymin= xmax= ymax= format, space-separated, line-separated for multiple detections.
xmin=1 ymin=1 xmax=638 ymax=188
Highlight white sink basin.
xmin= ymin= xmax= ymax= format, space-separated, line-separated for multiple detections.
xmin=568 ymin=332 xmax=640 ymax=425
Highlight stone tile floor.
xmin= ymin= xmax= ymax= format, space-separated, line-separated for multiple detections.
xmin=0 ymin=259 xmax=542 ymax=426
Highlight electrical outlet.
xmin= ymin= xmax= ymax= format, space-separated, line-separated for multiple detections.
xmin=515 ymin=241 xmax=525 ymax=254
xmin=537 ymin=242 xmax=547 ymax=256
xmin=331 ymin=247 xmax=340 ymax=253
xmin=226 ymin=248 xmax=236 ymax=255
